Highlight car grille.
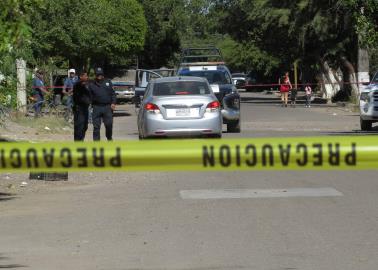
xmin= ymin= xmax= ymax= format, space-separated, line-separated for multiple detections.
xmin=373 ymin=91 xmax=378 ymax=102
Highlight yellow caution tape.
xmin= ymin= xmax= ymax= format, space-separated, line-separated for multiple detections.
xmin=0 ymin=136 xmax=377 ymax=172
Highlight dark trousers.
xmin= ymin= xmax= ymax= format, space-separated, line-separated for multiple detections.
xmin=33 ymin=94 xmax=44 ymax=116
xmin=92 ymin=104 xmax=113 ymax=141
xmin=74 ymin=104 xmax=89 ymax=141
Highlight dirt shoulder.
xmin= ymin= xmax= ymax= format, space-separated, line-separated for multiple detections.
xmin=0 ymin=116 xmax=72 ymax=142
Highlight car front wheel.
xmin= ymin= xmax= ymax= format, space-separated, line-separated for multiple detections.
xmin=227 ymin=120 xmax=241 ymax=133
xmin=360 ymin=118 xmax=372 ymax=131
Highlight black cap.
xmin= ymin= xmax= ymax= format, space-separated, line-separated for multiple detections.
xmin=95 ymin=67 xmax=104 ymax=75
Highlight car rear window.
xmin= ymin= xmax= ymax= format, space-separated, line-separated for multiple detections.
xmin=153 ymin=81 xmax=211 ymax=96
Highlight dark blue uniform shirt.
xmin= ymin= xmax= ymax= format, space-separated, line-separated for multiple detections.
xmin=89 ymin=79 xmax=116 ymax=105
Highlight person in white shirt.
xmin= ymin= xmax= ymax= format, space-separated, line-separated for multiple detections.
xmin=305 ymin=84 xmax=312 ymax=108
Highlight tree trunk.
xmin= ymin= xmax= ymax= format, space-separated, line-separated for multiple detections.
xmin=357 ymin=47 xmax=370 ymax=89
xmin=16 ymin=59 xmax=27 ymax=111
xmin=319 ymin=60 xmax=342 ymax=100
xmin=340 ymin=56 xmax=359 ymax=100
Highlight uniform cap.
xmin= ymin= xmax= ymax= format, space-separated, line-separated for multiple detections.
xmin=69 ymin=68 xmax=76 ymax=73
xmin=95 ymin=67 xmax=104 ymax=75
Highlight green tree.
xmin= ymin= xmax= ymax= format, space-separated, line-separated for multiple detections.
xmin=138 ymin=0 xmax=186 ymax=68
xmin=31 ymin=0 xmax=147 ymax=70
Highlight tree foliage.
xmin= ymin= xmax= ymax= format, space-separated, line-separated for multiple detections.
xmin=30 ymin=0 xmax=147 ymax=69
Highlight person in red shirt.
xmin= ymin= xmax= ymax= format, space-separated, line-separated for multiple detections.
xmin=279 ymin=72 xmax=292 ymax=107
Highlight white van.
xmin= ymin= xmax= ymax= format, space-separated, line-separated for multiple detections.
xmin=360 ymin=71 xmax=378 ymax=131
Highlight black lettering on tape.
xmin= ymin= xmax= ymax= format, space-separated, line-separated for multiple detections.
xmin=245 ymin=144 xmax=257 ymax=167
xmin=235 ymin=145 xmax=241 ymax=167
xmin=203 ymin=146 xmax=215 ymax=167
xmin=10 ymin=149 xmax=22 ymax=168
xmin=313 ymin=144 xmax=323 ymax=166
xmin=26 ymin=148 xmax=39 ymax=168
xmin=296 ymin=144 xmax=308 ymax=166
xmin=110 ymin=147 xmax=122 ymax=167
xmin=345 ymin=143 xmax=357 ymax=166
xmin=328 ymin=143 xmax=340 ymax=166
xmin=219 ymin=145 xmax=231 ymax=167
xmin=61 ymin=148 xmax=73 ymax=168
xmin=279 ymin=144 xmax=291 ymax=166
xmin=262 ymin=144 xmax=274 ymax=167
xmin=43 ymin=149 xmax=55 ymax=168
xmin=77 ymin=148 xmax=88 ymax=168
xmin=0 ymin=149 xmax=5 ymax=168
xmin=93 ymin=148 xmax=105 ymax=167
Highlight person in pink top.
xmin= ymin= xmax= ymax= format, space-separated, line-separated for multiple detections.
xmin=305 ymin=84 xmax=312 ymax=108
xmin=279 ymin=72 xmax=292 ymax=107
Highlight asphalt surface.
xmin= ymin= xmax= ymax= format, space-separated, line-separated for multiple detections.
xmin=1 ymin=91 xmax=378 ymax=270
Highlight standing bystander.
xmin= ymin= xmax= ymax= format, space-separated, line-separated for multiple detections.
xmin=88 ymin=67 xmax=116 ymax=141
xmin=279 ymin=72 xmax=292 ymax=107
xmin=32 ymin=70 xmax=49 ymax=116
xmin=63 ymin=69 xmax=78 ymax=109
xmin=305 ymin=84 xmax=312 ymax=108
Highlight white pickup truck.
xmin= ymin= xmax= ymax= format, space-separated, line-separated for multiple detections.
xmin=360 ymin=71 xmax=378 ymax=131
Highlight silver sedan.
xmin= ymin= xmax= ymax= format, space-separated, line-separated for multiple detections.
xmin=137 ymin=76 xmax=222 ymax=139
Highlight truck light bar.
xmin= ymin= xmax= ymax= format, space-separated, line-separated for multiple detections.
xmin=180 ymin=62 xmax=225 ymax=66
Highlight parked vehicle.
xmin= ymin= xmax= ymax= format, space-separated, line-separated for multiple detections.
xmin=137 ymin=76 xmax=222 ymax=138
xmin=360 ymin=71 xmax=378 ymax=131
xmin=134 ymin=47 xmax=241 ymax=133
xmin=232 ymin=73 xmax=246 ymax=89
xmin=177 ymin=47 xmax=241 ymax=133
xmin=112 ymin=81 xmax=135 ymax=103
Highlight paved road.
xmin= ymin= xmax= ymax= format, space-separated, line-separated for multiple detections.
xmin=1 ymin=92 xmax=377 ymax=270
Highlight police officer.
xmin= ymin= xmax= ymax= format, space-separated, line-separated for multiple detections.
xmin=73 ymin=71 xmax=91 ymax=141
xmin=88 ymin=67 xmax=116 ymax=141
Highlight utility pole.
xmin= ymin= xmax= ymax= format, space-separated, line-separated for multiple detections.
xmin=16 ymin=59 xmax=27 ymax=111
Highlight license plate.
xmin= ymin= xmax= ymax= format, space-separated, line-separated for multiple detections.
xmin=211 ymin=84 xmax=220 ymax=93
xmin=176 ymin=108 xmax=190 ymax=116
xmin=167 ymin=108 xmax=199 ymax=117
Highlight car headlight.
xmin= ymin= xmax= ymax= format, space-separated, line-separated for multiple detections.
xmin=360 ymin=92 xmax=370 ymax=103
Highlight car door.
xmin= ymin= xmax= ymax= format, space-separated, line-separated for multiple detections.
xmin=134 ymin=69 xmax=163 ymax=108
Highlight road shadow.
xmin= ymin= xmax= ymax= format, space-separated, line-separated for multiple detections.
xmin=241 ymin=96 xmax=329 ymax=105
xmin=0 ymin=192 xmax=16 ymax=202
xmin=113 ymin=110 xmax=132 ymax=117
xmin=0 ymin=254 xmax=26 ymax=268
xmin=322 ymin=128 xmax=378 ymax=136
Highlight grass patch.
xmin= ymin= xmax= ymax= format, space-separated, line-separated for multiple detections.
xmin=12 ymin=115 xmax=72 ymax=134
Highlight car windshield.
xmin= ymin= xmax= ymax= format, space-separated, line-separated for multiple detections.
xmin=153 ymin=81 xmax=211 ymax=96
xmin=180 ymin=70 xmax=230 ymax=85
xmin=371 ymin=73 xmax=378 ymax=84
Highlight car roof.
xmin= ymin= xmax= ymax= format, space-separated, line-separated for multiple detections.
xmin=153 ymin=76 xmax=209 ymax=84
xmin=179 ymin=65 xmax=230 ymax=72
